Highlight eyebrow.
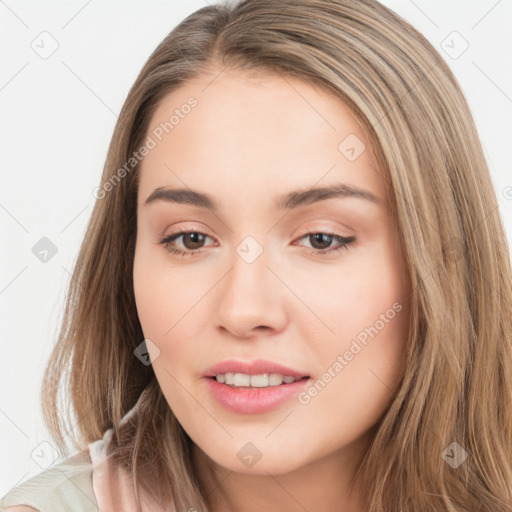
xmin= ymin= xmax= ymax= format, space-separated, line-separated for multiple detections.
xmin=143 ymin=183 xmax=382 ymax=210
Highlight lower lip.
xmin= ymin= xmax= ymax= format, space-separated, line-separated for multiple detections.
xmin=204 ymin=377 xmax=310 ymax=414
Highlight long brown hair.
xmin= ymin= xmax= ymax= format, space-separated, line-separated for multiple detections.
xmin=41 ymin=0 xmax=512 ymax=510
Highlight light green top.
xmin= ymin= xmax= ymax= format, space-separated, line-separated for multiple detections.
xmin=0 ymin=452 xmax=99 ymax=512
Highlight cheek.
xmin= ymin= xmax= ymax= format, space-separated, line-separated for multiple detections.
xmin=304 ymin=242 xmax=409 ymax=398
xmin=300 ymin=295 xmax=408 ymax=445
xmin=133 ymin=245 xmax=210 ymax=372
xmin=133 ymin=240 xmax=189 ymax=332
xmin=302 ymin=245 xmax=407 ymax=345
xmin=133 ymin=244 xmax=180 ymax=347
xmin=337 ymin=268 xmax=409 ymax=397
xmin=133 ymin=259 xmax=166 ymax=338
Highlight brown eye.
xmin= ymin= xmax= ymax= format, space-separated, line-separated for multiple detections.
xmin=158 ymin=231 xmax=214 ymax=257
xmin=309 ymin=233 xmax=334 ymax=250
xmin=180 ymin=232 xmax=206 ymax=250
xmin=295 ymin=231 xmax=356 ymax=256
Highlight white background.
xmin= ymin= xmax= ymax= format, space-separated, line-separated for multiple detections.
xmin=1 ymin=0 xmax=511 ymax=496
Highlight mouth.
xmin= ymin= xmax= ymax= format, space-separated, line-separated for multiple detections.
xmin=208 ymin=373 xmax=310 ymax=388
xmin=202 ymin=359 xmax=311 ymax=414
xmin=203 ymin=358 xmax=309 ymax=380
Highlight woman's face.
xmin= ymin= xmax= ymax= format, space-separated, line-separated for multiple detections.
xmin=133 ymin=68 xmax=411 ymax=476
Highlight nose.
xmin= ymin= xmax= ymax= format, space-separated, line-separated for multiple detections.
xmin=213 ymin=244 xmax=288 ymax=339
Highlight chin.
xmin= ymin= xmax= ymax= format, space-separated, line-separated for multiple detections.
xmin=197 ymin=441 xmax=310 ymax=476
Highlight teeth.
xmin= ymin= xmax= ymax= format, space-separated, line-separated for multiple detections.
xmin=268 ymin=374 xmax=283 ymax=386
xmin=250 ymin=374 xmax=270 ymax=387
xmin=233 ymin=373 xmax=250 ymax=386
xmin=214 ymin=373 xmax=301 ymax=388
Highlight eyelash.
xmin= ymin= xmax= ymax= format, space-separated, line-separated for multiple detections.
xmin=157 ymin=230 xmax=356 ymax=258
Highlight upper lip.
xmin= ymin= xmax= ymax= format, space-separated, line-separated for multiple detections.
xmin=203 ymin=359 xmax=309 ymax=378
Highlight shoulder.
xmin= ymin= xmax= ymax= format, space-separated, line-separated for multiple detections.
xmin=3 ymin=508 xmax=38 ymax=511
xmin=0 ymin=451 xmax=98 ymax=512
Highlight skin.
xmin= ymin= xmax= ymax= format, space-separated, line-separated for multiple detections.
xmin=133 ymin=68 xmax=411 ymax=512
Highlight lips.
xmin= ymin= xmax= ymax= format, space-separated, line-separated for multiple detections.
xmin=202 ymin=359 xmax=311 ymax=414
xmin=203 ymin=358 xmax=309 ymax=379
xmin=204 ymin=377 xmax=310 ymax=414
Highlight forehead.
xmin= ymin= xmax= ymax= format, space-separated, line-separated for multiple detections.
xmin=137 ymin=68 xmax=386 ymax=209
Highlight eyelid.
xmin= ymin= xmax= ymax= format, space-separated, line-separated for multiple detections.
xmin=160 ymin=224 xmax=355 ymax=252
xmin=294 ymin=221 xmax=354 ymax=239
xmin=160 ymin=222 xmax=213 ymax=238
xmin=161 ymin=222 xmax=353 ymax=241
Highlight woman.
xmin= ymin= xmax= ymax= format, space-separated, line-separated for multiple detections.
xmin=2 ymin=0 xmax=512 ymax=510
